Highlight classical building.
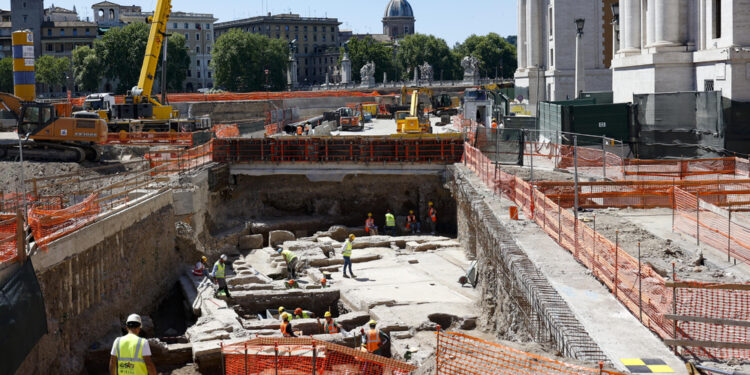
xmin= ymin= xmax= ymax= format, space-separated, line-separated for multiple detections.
xmin=215 ymin=13 xmax=341 ymax=85
xmin=612 ymin=0 xmax=750 ymax=103
xmin=11 ymin=0 xmax=44 ymax=57
xmin=382 ymin=0 xmax=415 ymax=40
xmin=91 ymin=1 xmax=140 ymax=29
xmin=0 ymin=10 xmax=12 ymax=59
xmin=41 ymin=6 xmax=97 ymax=59
xmin=515 ymin=0 xmax=616 ymax=105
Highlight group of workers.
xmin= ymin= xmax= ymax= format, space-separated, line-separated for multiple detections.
xmin=295 ymin=122 xmax=313 ymax=135
xmin=192 ymin=254 xmax=232 ymax=298
xmin=366 ymin=202 xmax=438 ymax=236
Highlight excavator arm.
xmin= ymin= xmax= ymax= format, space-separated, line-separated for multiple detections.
xmin=133 ymin=0 xmax=172 ymax=105
xmin=0 ymin=92 xmax=24 ymax=119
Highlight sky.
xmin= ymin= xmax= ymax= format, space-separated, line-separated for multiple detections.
xmin=0 ymin=0 xmax=518 ymax=46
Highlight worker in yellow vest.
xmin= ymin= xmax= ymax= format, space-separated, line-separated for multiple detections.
xmin=341 ymin=234 xmax=356 ymax=278
xmin=211 ymin=254 xmax=232 ymax=298
xmin=318 ymin=311 xmax=343 ymax=334
xmin=109 ymin=314 xmax=157 ymax=375
xmin=276 ymin=247 xmax=299 ymax=279
xmin=384 ymin=209 xmax=397 ymax=236
xmin=293 ymin=307 xmax=314 ymax=319
xmin=360 ymin=320 xmax=390 ymax=357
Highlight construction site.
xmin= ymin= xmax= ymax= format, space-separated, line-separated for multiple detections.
xmin=1 ymin=1 xmax=750 ymax=374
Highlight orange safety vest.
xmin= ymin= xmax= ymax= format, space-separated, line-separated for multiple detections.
xmin=429 ymin=207 xmax=437 ymax=222
xmin=491 ymin=121 xmax=498 ymax=129
xmin=296 ymin=126 xmax=303 ymax=135
xmin=406 ymin=215 xmax=416 ymax=228
xmin=281 ymin=321 xmax=291 ymax=337
xmin=366 ymin=329 xmax=381 ymax=352
xmin=325 ymin=319 xmax=340 ymax=334
xmin=365 ymin=218 xmax=375 ymax=232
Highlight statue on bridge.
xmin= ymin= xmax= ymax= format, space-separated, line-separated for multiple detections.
xmin=461 ymin=55 xmax=479 ymax=84
xmin=360 ymin=61 xmax=376 ymax=87
xmin=419 ymin=61 xmax=433 ymax=83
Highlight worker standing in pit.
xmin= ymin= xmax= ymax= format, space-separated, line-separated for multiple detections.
xmin=109 ymin=314 xmax=157 ymax=375
xmin=360 ymin=320 xmax=390 ymax=357
xmin=384 ymin=209 xmax=397 ymax=236
xmin=365 ymin=212 xmax=378 ymax=236
xmin=406 ymin=210 xmax=420 ymax=234
xmin=211 ymin=254 xmax=232 ymax=298
xmin=192 ymin=256 xmax=209 ymax=277
xmin=280 ymin=313 xmax=297 ymax=337
xmin=296 ymin=124 xmax=303 ymax=135
xmin=304 ymin=122 xmax=312 ymax=135
xmin=318 ymin=311 xmax=343 ymax=334
xmin=277 ymin=247 xmax=299 ymax=280
xmin=341 ymin=234 xmax=356 ymax=278
xmin=293 ymin=307 xmax=314 ymax=319
xmin=428 ymin=202 xmax=438 ymax=235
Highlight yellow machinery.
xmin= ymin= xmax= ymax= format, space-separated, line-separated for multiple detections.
xmin=397 ymin=90 xmax=431 ymax=134
xmin=0 ymin=93 xmax=108 ymax=162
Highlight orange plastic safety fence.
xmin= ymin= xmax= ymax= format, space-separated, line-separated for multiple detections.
xmin=106 ymin=132 xmax=193 ymax=146
xmin=28 ymin=193 xmax=100 ymax=250
xmin=0 ymin=214 xmax=18 ymax=264
xmin=0 ymin=193 xmax=63 ymax=213
xmin=72 ymin=91 xmax=389 ymax=107
xmin=221 ymin=337 xmax=417 ymax=375
xmin=624 ymin=158 xmax=740 ymax=180
xmin=214 ymin=124 xmax=240 ymax=139
xmin=435 ymin=331 xmax=624 ymax=375
xmin=672 ymin=282 xmax=750 ymax=360
xmin=146 ymin=141 xmax=214 ymax=175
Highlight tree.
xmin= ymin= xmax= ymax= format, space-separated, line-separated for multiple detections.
xmin=72 ymin=45 xmax=101 ymax=92
xmin=395 ymin=33 xmax=460 ymax=81
xmin=0 ymin=57 xmax=12 ymax=93
xmin=211 ymin=29 xmax=289 ymax=91
xmin=35 ymin=55 xmax=70 ymax=93
xmin=95 ymin=22 xmax=149 ymax=93
xmin=340 ymin=36 xmax=394 ymax=83
xmin=155 ymin=33 xmax=190 ymax=91
xmin=454 ymin=33 xmax=517 ymax=78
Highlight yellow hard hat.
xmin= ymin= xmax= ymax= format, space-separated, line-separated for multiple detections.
xmin=349 ymin=234 xmax=355 ymax=240
xmin=368 ymin=320 xmax=377 ymax=326
xmin=201 ymin=256 xmax=207 ymax=262
xmin=428 ymin=201 xmax=433 ymax=206
xmin=325 ymin=311 xmax=332 ymax=318
xmin=282 ymin=313 xmax=290 ymax=321
xmin=368 ymin=212 xmax=372 ymax=216
xmin=409 ymin=210 xmax=414 ymax=214
xmin=278 ymin=306 xmax=285 ymax=313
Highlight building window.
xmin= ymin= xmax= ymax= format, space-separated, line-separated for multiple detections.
xmin=392 ymin=27 xmax=398 ymax=36
xmin=85 ymin=28 xmax=90 ymax=35
xmin=304 ymin=46 xmax=308 ymax=53
xmin=73 ymin=28 xmax=77 ymax=36
xmin=197 ymin=60 xmax=200 ymax=66
xmin=195 ymin=23 xmax=201 ymax=29
xmin=295 ymin=26 xmax=299 ymax=31
xmin=276 ymin=25 xmax=280 ymax=31
xmin=197 ymin=71 xmax=201 ymax=78
xmin=313 ymin=26 xmax=318 ymax=32
xmin=184 ymin=23 xmax=189 ymax=29
xmin=207 ymin=46 xmax=211 ymax=53
xmin=549 ymin=48 xmax=554 ymax=66
xmin=109 ymin=9 xmax=115 ymax=20
xmin=331 ymin=27 xmax=335 ymax=32
xmin=304 ymin=26 xmax=307 ymax=31
xmin=304 ymin=34 xmax=308 ymax=41
xmin=405 ymin=26 xmax=410 ymax=34
xmin=276 ymin=34 xmax=280 ymax=38
xmin=313 ymin=35 xmax=317 ymax=42
xmin=47 ymin=29 xmax=51 ymax=36
xmin=60 ymin=29 xmax=65 ymax=36
xmin=208 ymin=71 xmax=212 ymax=78
xmin=187 ymin=69 xmax=191 ymax=77
xmin=196 ymin=46 xmax=201 ymax=53
xmin=207 ymin=34 xmax=211 ymax=41
xmin=206 ymin=24 xmax=211 ymax=29
xmin=713 ymin=0 xmax=722 ymax=38
xmin=323 ymin=35 xmax=326 ymax=41
xmin=46 ymin=44 xmax=52 ymax=51
xmin=173 ymin=22 xmax=177 ymax=29
xmin=549 ymin=6 xmax=554 ymax=36
xmin=285 ymin=25 xmax=289 ymax=31
xmin=704 ymin=79 xmax=715 ymax=91
xmin=196 ymin=33 xmax=200 ymax=40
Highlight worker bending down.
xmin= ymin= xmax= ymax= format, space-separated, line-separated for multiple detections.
xmin=361 ymin=320 xmax=390 ymax=357
xmin=109 ymin=314 xmax=157 ymax=375
xmin=318 ymin=311 xmax=343 ymax=334
xmin=280 ymin=313 xmax=297 ymax=337
xmin=365 ymin=213 xmax=378 ymax=236
xmin=341 ymin=234 xmax=356 ymax=278
xmin=406 ymin=210 xmax=420 ymax=234
xmin=293 ymin=307 xmax=314 ymax=319
xmin=277 ymin=248 xmax=299 ymax=279
xmin=211 ymin=254 xmax=232 ymax=298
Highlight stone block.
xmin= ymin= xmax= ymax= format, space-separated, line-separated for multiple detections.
xmin=239 ymin=234 xmax=264 ymax=250
xmin=269 ymin=230 xmax=295 ymax=248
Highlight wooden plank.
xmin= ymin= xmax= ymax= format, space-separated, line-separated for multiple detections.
xmin=664 ymin=314 xmax=750 ymax=328
xmin=665 ymin=281 xmax=750 ymax=291
xmin=663 ymin=339 xmax=750 ymax=350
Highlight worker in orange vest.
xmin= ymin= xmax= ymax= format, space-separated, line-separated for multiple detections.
xmin=296 ymin=125 xmax=303 ymax=135
xmin=406 ymin=210 xmax=420 ymax=234
xmin=318 ymin=311 xmax=343 ymax=334
xmin=280 ymin=313 xmax=297 ymax=337
xmin=491 ymin=119 xmax=498 ymax=129
xmin=365 ymin=213 xmax=378 ymax=236
xmin=360 ymin=320 xmax=390 ymax=357
xmin=428 ymin=201 xmax=437 ymax=235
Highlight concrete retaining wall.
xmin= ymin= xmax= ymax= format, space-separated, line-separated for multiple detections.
xmin=18 ymin=191 xmax=180 ymax=374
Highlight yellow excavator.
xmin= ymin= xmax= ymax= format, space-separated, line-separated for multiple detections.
xmin=396 ymin=90 xmax=431 ymax=134
xmin=105 ymin=0 xmax=210 ymax=133
xmin=0 ymin=93 xmax=107 ymax=162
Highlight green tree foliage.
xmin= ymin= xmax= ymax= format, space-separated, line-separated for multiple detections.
xmin=155 ymin=33 xmax=191 ymax=91
xmin=395 ymin=34 xmax=460 ymax=81
xmin=95 ymin=22 xmax=149 ymax=93
xmin=0 ymin=57 xmax=13 ymax=93
xmin=211 ymin=29 xmax=289 ymax=91
xmin=341 ymin=36 xmax=394 ymax=83
xmin=72 ymin=45 xmax=101 ymax=92
xmin=35 ymin=55 xmax=70 ymax=91
xmin=454 ymin=33 xmax=517 ymax=78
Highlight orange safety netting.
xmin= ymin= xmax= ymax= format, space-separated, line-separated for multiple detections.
xmin=623 ymin=158 xmax=740 ymax=180
xmin=672 ymin=282 xmax=750 ymax=360
xmin=0 ymin=214 xmax=18 ymax=264
xmin=106 ymin=132 xmax=194 ymax=146
xmin=27 ymin=193 xmax=100 ymax=250
xmin=214 ymin=124 xmax=240 ymax=139
xmin=435 ymin=331 xmax=623 ymax=375
xmin=70 ymin=91 xmax=389 ymax=107
xmin=221 ymin=337 xmax=417 ymax=375
xmin=146 ymin=141 xmax=214 ymax=175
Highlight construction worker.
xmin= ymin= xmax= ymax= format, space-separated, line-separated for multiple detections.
xmin=293 ymin=307 xmax=314 ymax=319
xmin=211 ymin=254 xmax=232 ymax=298
xmin=296 ymin=124 xmax=303 ymax=135
xmin=109 ymin=314 xmax=157 ymax=375
xmin=406 ymin=210 xmax=421 ymax=234
xmin=277 ymin=247 xmax=298 ymax=279
xmin=384 ymin=209 xmax=397 ymax=236
xmin=286 ymin=279 xmax=299 ymax=289
xmin=304 ymin=121 xmax=312 ymax=135
xmin=360 ymin=320 xmax=390 ymax=357
xmin=318 ymin=311 xmax=342 ymax=334
xmin=341 ymin=234 xmax=356 ymax=278
xmin=278 ymin=306 xmax=286 ymax=319
xmin=192 ymin=256 xmax=209 ymax=277
xmin=491 ymin=118 xmax=498 ymax=129
xmin=365 ymin=212 xmax=378 ymax=236
xmin=320 ymin=277 xmax=328 ymax=288
xmin=428 ymin=202 xmax=438 ymax=235
xmin=280 ymin=313 xmax=297 ymax=337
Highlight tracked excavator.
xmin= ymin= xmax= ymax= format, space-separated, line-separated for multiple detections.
xmin=0 ymin=93 xmax=107 ymax=162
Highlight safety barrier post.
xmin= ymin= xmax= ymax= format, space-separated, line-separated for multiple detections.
xmin=220 ymin=342 xmax=225 ymax=375
xmin=728 ymin=207 xmax=732 ymax=262
xmin=671 ymin=185 xmax=675 ymax=232
xmin=614 ymin=231 xmax=619 ymax=299
xmin=696 ymin=192 xmax=700 ymax=246
xmin=671 ymin=263 xmax=677 ymax=342
xmin=436 ymin=325 xmax=441 ymax=375
xmin=638 ymin=242 xmax=642 ymax=323
xmin=274 ymin=342 xmax=279 ymax=375
xmin=558 ymin=197 xmax=562 ymax=244
xmin=312 ymin=341 xmax=317 ymax=375
xmin=244 ymin=342 xmax=248 ymax=375
xmin=593 ymin=214 xmax=597 ymax=277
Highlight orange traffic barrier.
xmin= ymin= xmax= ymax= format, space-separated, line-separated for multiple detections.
xmin=106 ymin=132 xmax=193 ymax=146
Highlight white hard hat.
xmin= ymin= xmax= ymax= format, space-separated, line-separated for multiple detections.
xmin=126 ymin=314 xmax=142 ymax=325
xmin=220 ymin=254 xmax=228 ymax=260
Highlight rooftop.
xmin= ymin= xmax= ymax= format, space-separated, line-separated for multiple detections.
xmin=216 ymin=13 xmax=341 ymax=28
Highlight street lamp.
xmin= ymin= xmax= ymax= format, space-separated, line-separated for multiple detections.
xmin=574 ymin=18 xmax=585 ymax=98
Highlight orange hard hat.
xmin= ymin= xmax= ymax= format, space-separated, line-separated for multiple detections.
xmin=295 ymin=308 xmax=303 ymax=315
xmin=321 ymin=278 xmax=327 ymax=284
xmin=288 ymin=280 xmax=295 ymax=285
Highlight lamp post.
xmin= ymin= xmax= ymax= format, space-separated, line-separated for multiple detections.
xmin=611 ymin=4 xmax=620 ymax=56
xmin=574 ymin=18 xmax=585 ymax=98
xmin=393 ymin=40 xmax=400 ymax=83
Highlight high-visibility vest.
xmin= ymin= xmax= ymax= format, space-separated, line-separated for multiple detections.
xmin=296 ymin=126 xmax=303 ymax=135
xmin=281 ymin=249 xmax=297 ymax=263
xmin=365 ymin=218 xmax=375 ymax=231
xmin=385 ymin=213 xmax=396 ymax=227
xmin=429 ymin=207 xmax=437 ymax=222
xmin=114 ymin=333 xmax=147 ymax=375
xmin=325 ymin=319 xmax=340 ymax=334
xmin=366 ymin=329 xmax=381 ymax=352
xmin=294 ymin=311 xmax=312 ymax=319
xmin=192 ymin=262 xmax=205 ymax=276
xmin=213 ymin=261 xmax=226 ymax=278
xmin=406 ymin=215 xmax=416 ymax=229
xmin=491 ymin=121 xmax=498 ymax=129
xmin=281 ymin=321 xmax=292 ymax=336
xmin=343 ymin=240 xmax=352 ymax=257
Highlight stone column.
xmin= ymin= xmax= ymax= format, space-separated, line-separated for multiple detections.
xmin=699 ymin=0 xmax=706 ymax=50
xmin=341 ymin=53 xmax=352 ymax=84
xmin=620 ymin=0 xmax=642 ymax=53
xmin=527 ymin=0 xmax=543 ymax=67
xmin=646 ymin=0 xmax=655 ymax=46
xmin=653 ymin=0 xmax=683 ymax=46
xmin=518 ymin=0 xmax=528 ymax=70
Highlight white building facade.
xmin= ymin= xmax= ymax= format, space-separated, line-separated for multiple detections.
xmin=612 ymin=0 xmax=750 ymax=103
xmin=515 ymin=0 xmax=616 ymax=106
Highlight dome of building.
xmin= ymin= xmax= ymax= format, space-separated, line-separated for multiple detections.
xmin=384 ymin=0 xmax=414 ymax=18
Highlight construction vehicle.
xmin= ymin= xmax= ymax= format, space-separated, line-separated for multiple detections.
xmin=386 ymin=85 xmax=434 ymax=118
xmin=430 ymin=93 xmax=459 ymax=117
xmin=0 ymin=92 xmax=107 ymax=162
xmin=83 ymin=93 xmax=115 ymax=121
xmin=336 ymin=107 xmax=363 ymax=131
xmin=397 ymin=90 xmax=431 ymax=134
xmin=101 ymin=0 xmax=211 ymax=133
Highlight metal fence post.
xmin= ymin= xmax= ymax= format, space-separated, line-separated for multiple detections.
xmin=671 ymin=262 xmax=677 ymax=341
xmin=602 ymin=138 xmax=607 ymax=178
xmin=528 ymin=130 xmax=534 ymax=183
xmin=558 ymin=197 xmax=562 ymax=244
xmin=638 ymin=242 xmax=642 ymax=323
xmin=728 ymin=207 xmax=732 ymax=262
xmin=274 ymin=342 xmax=279 ymax=375
xmin=244 ymin=342 xmax=248 ymax=375
xmin=614 ymin=231 xmax=619 ymax=299
xmin=312 ymin=341 xmax=317 ymax=375
xmin=220 ymin=342 xmax=225 ymax=375
xmin=436 ymin=325 xmax=441 ymax=375
xmin=696 ymin=192 xmax=700 ymax=246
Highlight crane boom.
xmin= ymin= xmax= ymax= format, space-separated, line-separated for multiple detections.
xmin=134 ymin=0 xmax=172 ymax=105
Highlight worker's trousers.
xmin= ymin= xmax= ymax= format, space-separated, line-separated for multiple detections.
xmin=342 ymin=256 xmax=353 ymax=276
xmin=384 ymin=226 xmax=397 ymax=236
xmin=216 ymin=278 xmax=231 ymax=298
xmin=287 ymin=258 xmax=298 ymax=279
xmin=429 ymin=220 xmax=436 ymax=235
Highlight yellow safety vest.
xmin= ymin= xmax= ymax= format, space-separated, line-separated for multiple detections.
xmin=385 ymin=213 xmax=395 ymax=227
xmin=214 ymin=261 xmax=225 ymax=278
xmin=115 ymin=334 xmax=147 ymax=375
xmin=281 ymin=249 xmax=297 ymax=263
xmin=343 ymin=240 xmax=352 ymax=257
